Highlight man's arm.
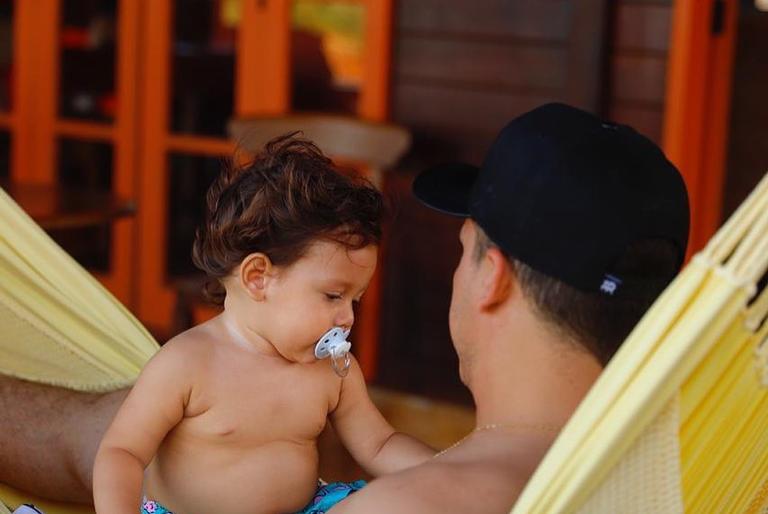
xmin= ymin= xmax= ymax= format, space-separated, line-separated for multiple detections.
xmin=328 ymin=461 xmax=466 ymax=514
xmin=0 ymin=374 xmax=127 ymax=502
xmin=329 ymin=356 xmax=435 ymax=476
xmin=329 ymin=457 xmax=530 ymax=514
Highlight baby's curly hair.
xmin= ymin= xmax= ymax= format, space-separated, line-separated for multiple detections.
xmin=192 ymin=132 xmax=384 ymax=304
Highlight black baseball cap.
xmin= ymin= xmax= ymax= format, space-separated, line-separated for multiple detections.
xmin=413 ymin=103 xmax=690 ymax=295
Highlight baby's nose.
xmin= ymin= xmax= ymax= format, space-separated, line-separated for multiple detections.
xmin=336 ymin=306 xmax=354 ymax=330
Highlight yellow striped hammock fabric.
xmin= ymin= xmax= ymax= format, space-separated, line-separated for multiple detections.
xmin=513 ymin=171 xmax=768 ymax=514
xmin=1 ymin=172 xmax=767 ymax=514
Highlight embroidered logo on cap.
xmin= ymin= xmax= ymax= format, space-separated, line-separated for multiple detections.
xmin=600 ymin=275 xmax=622 ymax=295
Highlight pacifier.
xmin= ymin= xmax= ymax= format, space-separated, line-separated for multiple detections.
xmin=315 ymin=327 xmax=352 ymax=377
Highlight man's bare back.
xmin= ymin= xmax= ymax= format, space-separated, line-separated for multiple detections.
xmin=331 ymin=430 xmax=558 ymax=514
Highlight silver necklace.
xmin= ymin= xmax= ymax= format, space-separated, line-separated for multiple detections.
xmin=433 ymin=422 xmax=561 ymax=459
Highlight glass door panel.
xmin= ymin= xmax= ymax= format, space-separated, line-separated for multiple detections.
xmin=291 ymin=0 xmax=365 ymax=114
xmin=59 ymin=0 xmax=118 ymax=122
xmin=170 ymin=0 xmax=236 ymax=137
xmin=47 ymin=223 xmax=112 ymax=272
xmin=53 ymin=137 xmax=114 ymax=271
xmin=0 ymin=130 xmax=9 ymax=179
xmin=166 ymin=152 xmax=222 ymax=277
xmin=0 ymin=1 xmax=12 ymax=112
xmin=57 ymin=137 xmax=113 ymax=190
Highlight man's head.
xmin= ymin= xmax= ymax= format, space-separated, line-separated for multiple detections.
xmin=414 ymin=103 xmax=689 ymax=366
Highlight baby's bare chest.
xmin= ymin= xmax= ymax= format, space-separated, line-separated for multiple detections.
xmin=179 ymin=358 xmax=338 ymax=444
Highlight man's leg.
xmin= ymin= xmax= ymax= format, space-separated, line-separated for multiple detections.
xmin=0 ymin=374 xmax=128 ymax=503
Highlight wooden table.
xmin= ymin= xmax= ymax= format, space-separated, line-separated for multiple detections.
xmin=1 ymin=179 xmax=136 ymax=229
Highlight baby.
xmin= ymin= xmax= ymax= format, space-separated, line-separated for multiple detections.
xmin=93 ymin=135 xmax=435 ymax=514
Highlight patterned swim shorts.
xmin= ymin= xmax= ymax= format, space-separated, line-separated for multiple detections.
xmin=139 ymin=480 xmax=366 ymax=514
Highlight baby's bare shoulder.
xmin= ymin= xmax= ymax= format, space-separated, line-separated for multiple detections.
xmin=151 ymin=324 xmax=217 ymax=370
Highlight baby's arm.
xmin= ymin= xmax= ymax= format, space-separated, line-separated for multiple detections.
xmin=93 ymin=340 xmax=192 ymax=514
xmin=329 ymin=356 xmax=435 ymax=476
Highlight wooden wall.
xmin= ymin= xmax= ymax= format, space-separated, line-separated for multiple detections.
xmin=723 ymin=5 xmax=768 ymax=221
xmin=607 ymin=0 xmax=672 ymax=145
xmin=391 ymin=0 xmax=571 ymax=165
xmin=376 ymin=0 xmax=674 ymax=402
xmin=391 ymin=0 xmax=672 ymax=165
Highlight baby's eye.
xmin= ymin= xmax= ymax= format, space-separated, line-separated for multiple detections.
xmin=325 ymin=293 xmax=343 ymax=301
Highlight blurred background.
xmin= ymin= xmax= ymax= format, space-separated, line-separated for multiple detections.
xmin=0 ymin=0 xmax=767 ymax=477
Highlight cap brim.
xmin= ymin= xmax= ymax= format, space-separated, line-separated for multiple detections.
xmin=412 ymin=163 xmax=479 ymax=217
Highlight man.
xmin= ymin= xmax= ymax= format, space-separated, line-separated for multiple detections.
xmin=330 ymin=102 xmax=688 ymax=512
xmin=0 ymin=103 xmax=689 ymax=512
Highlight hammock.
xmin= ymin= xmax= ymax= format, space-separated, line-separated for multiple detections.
xmin=514 ymin=171 xmax=768 ymax=513
xmin=0 ymin=187 xmax=158 ymax=391
xmin=0 ymin=185 xmax=158 ymax=514
xmin=1 ymin=172 xmax=767 ymax=513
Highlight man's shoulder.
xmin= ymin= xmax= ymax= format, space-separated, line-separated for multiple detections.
xmin=330 ymin=456 xmax=529 ymax=514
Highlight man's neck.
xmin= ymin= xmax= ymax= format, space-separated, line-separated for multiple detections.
xmin=466 ymin=320 xmax=603 ymax=430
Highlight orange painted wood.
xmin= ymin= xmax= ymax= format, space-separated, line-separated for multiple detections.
xmin=11 ymin=0 xmax=58 ymax=183
xmin=10 ymin=1 xmax=137 ymax=305
xmin=355 ymin=247 xmax=384 ymax=381
xmin=134 ymin=0 xmax=396 ymax=343
xmin=32 ymin=0 xmax=60 ymax=185
xmin=55 ymin=120 xmax=115 ymax=141
xmin=192 ymin=304 xmax=223 ymax=327
xmin=237 ymin=0 xmax=290 ymax=116
xmin=695 ymin=3 xmax=738 ymax=254
xmin=136 ymin=0 xmax=176 ymax=328
xmin=663 ymin=0 xmax=739 ymax=256
xmin=10 ymin=0 xmax=30 ymax=181
xmin=338 ymin=160 xmax=383 ymax=379
xmin=0 ymin=113 xmax=13 ymax=128
xmin=348 ymin=0 xmax=395 ymax=376
xmin=1 ymin=178 xmax=135 ymax=229
xmin=358 ymin=0 xmax=393 ymax=121
xmin=137 ymin=1 xmax=244 ymax=332
xmin=106 ymin=0 xmax=143 ymax=305
xmin=166 ymin=135 xmax=236 ymax=156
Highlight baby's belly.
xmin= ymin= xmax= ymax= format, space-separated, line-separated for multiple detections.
xmin=144 ymin=439 xmax=320 ymax=514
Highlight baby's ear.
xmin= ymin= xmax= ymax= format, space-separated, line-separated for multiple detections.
xmin=239 ymin=253 xmax=273 ymax=301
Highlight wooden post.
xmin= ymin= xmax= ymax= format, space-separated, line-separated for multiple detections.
xmin=663 ymin=0 xmax=739 ymax=256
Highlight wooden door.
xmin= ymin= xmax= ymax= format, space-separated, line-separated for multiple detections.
xmin=136 ymin=0 xmax=393 ymax=334
xmin=135 ymin=0 xmax=240 ymax=331
xmin=8 ymin=0 xmax=141 ymax=306
xmin=237 ymin=0 xmax=392 ymax=120
xmin=0 ymin=1 xmax=14 ymax=180
xmin=3 ymin=0 xmax=394 ymax=340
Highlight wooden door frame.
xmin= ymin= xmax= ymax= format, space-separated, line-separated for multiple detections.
xmin=663 ymin=0 xmax=739 ymax=256
xmin=137 ymin=0 xmax=395 ymax=337
xmin=237 ymin=0 xmax=393 ymax=120
xmin=359 ymin=0 xmax=393 ymax=121
xmin=135 ymin=0 xmax=178 ymax=330
xmin=11 ymin=0 xmax=58 ymax=184
xmin=11 ymin=0 xmax=140 ymax=305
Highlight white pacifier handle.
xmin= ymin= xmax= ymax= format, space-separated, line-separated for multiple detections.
xmin=315 ymin=327 xmax=352 ymax=377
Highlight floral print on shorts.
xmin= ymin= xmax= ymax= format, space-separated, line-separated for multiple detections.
xmin=294 ymin=480 xmax=367 ymax=514
xmin=141 ymin=498 xmax=173 ymax=514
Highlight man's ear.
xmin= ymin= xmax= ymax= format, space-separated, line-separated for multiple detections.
xmin=239 ymin=253 xmax=273 ymax=301
xmin=479 ymin=247 xmax=514 ymax=310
